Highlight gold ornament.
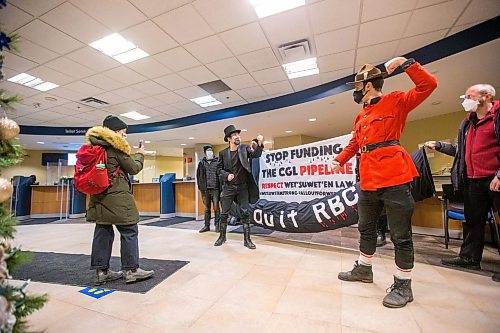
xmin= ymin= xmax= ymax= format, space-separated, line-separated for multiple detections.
xmin=0 ymin=117 xmax=20 ymax=140
xmin=0 ymin=178 xmax=13 ymax=203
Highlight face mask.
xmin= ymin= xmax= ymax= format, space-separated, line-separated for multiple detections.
xmin=353 ymin=83 xmax=367 ymax=104
xmin=461 ymin=98 xmax=479 ymax=112
xmin=206 ymin=151 xmax=214 ymax=159
xmin=121 ymin=132 xmax=127 ymax=138
xmin=234 ymin=138 xmax=241 ymax=146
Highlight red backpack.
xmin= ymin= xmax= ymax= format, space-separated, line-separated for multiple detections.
xmin=74 ymin=145 xmax=121 ymax=194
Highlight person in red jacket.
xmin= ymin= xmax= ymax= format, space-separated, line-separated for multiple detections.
xmin=425 ymin=84 xmax=499 ymax=282
xmin=333 ymin=57 xmax=437 ymax=308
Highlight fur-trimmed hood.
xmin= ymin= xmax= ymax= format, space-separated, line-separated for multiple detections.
xmin=85 ymin=126 xmax=131 ymax=155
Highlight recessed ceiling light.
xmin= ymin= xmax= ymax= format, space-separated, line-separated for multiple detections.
xmin=36 ymin=141 xmax=45 ymax=144
xmin=431 ymin=101 xmax=442 ymax=106
xmin=89 ymin=33 xmax=149 ymax=64
xmin=120 ymin=111 xmax=150 ymax=120
xmin=7 ymin=73 xmax=59 ymax=91
xmin=144 ymin=140 xmax=151 ymax=144
xmin=188 ymin=137 xmax=195 ymax=140
xmin=190 ymin=95 xmax=222 ymax=107
xmin=309 ymin=118 xmax=317 ymax=122
xmin=133 ymin=145 xmax=138 ymax=149
xmin=241 ymin=129 xmax=248 ymax=132
xmin=285 ymin=130 xmax=293 ymax=133
xmin=283 ymin=57 xmax=319 ymax=79
xmin=264 ymin=140 xmax=272 ymax=145
xmin=180 ymin=143 xmax=187 ymax=146
xmin=250 ymin=0 xmax=305 ymax=18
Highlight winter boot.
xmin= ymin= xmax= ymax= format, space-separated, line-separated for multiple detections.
xmin=243 ymin=223 xmax=256 ymax=249
xmin=214 ymin=222 xmax=227 ymax=246
xmin=199 ymin=224 xmax=210 ymax=233
xmin=95 ymin=269 xmax=123 ymax=286
xmin=338 ymin=261 xmax=373 ymax=283
xmin=125 ymin=268 xmax=154 ymax=284
xmin=382 ymin=276 xmax=414 ymax=308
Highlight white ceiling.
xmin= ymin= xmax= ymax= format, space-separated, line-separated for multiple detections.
xmin=1 ymin=0 xmax=499 ymax=156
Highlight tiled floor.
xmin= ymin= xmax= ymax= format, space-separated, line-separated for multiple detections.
xmin=13 ymin=222 xmax=500 ymax=333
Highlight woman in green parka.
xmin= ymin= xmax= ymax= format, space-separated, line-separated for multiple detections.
xmin=86 ymin=115 xmax=153 ymax=285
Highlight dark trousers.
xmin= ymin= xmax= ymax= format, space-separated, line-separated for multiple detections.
xmin=461 ymin=176 xmax=500 ymax=262
xmin=202 ymin=189 xmax=220 ymax=226
xmin=221 ymin=183 xmax=249 ymax=225
xmin=90 ymin=223 xmax=139 ymax=271
xmin=358 ymin=183 xmax=415 ymax=270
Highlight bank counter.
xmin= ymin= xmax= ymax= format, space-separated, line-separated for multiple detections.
xmin=172 ymin=180 xmax=205 ymax=219
xmin=30 ymin=180 xmax=86 ymax=219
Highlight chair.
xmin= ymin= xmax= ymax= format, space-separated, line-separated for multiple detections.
xmin=441 ymin=183 xmax=500 ymax=254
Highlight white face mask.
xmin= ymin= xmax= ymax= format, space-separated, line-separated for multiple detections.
xmin=206 ymin=151 xmax=214 ymax=159
xmin=461 ymin=98 xmax=479 ymax=112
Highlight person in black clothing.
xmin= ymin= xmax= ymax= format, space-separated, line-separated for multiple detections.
xmin=249 ymin=138 xmax=261 ymax=204
xmin=196 ymin=144 xmax=220 ymax=233
xmin=215 ymin=125 xmax=264 ymax=249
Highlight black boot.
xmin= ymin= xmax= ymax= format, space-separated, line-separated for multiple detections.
xmin=338 ymin=261 xmax=373 ymax=283
xmin=214 ymin=222 xmax=227 ymax=246
xmin=215 ymin=221 xmax=220 ymax=233
xmin=199 ymin=224 xmax=210 ymax=233
xmin=492 ymin=272 xmax=500 ymax=282
xmin=383 ymin=276 xmax=414 ymax=308
xmin=441 ymin=256 xmax=481 ymax=270
xmin=243 ymin=224 xmax=256 ymax=249
xmin=376 ymin=230 xmax=387 ymax=247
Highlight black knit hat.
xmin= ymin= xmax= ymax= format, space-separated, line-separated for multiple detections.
xmin=203 ymin=144 xmax=213 ymax=153
xmin=103 ymin=115 xmax=127 ymax=131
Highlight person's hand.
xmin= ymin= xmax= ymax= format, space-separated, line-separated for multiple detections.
xmin=385 ymin=56 xmax=407 ymax=75
xmin=138 ymin=147 xmax=145 ymax=154
xmin=257 ymin=134 xmax=264 ymax=146
xmin=424 ymin=141 xmax=438 ymax=150
xmin=490 ymin=176 xmax=500 ymax=191
xmin=228 ymin=174 xmax=235 ymax=182
xmin=331 ymin=160 xmax=341 ymax=172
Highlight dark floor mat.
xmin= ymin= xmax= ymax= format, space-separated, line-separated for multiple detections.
xmin=230 ymin=225 xmax=274 ymax=235
xmin=139 ymin=216 xmax=158 ymax=222
xmin=143 ymin=217 xmax=193 ymax=227
xmin=17 ymin=218 xmax=61 ymax=225
xmin=12 ymin=252 xmax=189 ymax=294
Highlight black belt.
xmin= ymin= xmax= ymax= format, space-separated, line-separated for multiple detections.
xmin=360 ymin=140 xmax=400 ymax=153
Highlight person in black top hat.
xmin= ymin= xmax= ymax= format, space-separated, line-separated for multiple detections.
xmin=215 ymin=125 xmax=264 ymax=249
xmin=196 ymin=144 xmax=221 ymax=233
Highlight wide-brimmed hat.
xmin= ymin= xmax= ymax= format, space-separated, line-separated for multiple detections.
xmin=223 ymin=125 xmax=241 ymax=142
xmin=347 ymin=64 xmax=387 ymax=85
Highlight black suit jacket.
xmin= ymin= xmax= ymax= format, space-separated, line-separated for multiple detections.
xmin=217 ymin=144 xmax=263 ymax=184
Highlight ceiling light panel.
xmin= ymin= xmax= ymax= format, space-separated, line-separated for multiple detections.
xmin=89 ymin=33 xmax=149 ymax=64
xmin=7 ymin=73 xmax=59 ymax=91
xmin=250 ymin=0 xmax=305 ymax=19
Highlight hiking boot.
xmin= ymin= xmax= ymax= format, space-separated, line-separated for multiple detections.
xmin=199 ymin=225 xmax=210 ymax=233
xmin=338 ymin=261 xmax=373 ymax=283
xmin=95 ymin=269 xmax=123 ymax=286
xmin=383 ymin=276 xmax=414 ymax=308
xmin=441 ymin=256 xmax=481 ymax=270
xmin=376 ymin=231 xmax=387 ymax=247
xmin=125 ymin=268 xmax=154 ymax=284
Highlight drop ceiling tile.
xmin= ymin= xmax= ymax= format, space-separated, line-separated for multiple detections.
xmin=69 ymin=0 xmax=146 ymax=31
xmin=28 ymin=66 xmax=75 ymax=85
xmin=21 ymin=93 xmax=69 ymax=110
xmin=262 ymin=81 xmax=294 ymax=96
xmin=1 ymin=4 xmax=33 ymax=32
xmin=317 ymin=49 xmax=355 ymax=73
xmin=219 ymin=22 xmax=270 ymax=55
xmin=178 ymin=66 xmax=218 ymax=85
xmin=260 ymin=6 xmax=311 ymax=46
xmin=212 ymin=90 xmax=244 ymax=104
xmin=404 ymin=0 xmax=469 ymax=37
xmin=320 ymin=67 xmax=353 ymax=84
xmin=193 ymin=0 xmax=257 ymax=32
xmin=137 ymin=96 xmax=165 ymax=108
xmin=222 ymin=73 xmax=259 ymax=90
xmin=110 ymin=101 xmax=147 ymax=113
xmin=361 ymin=0 xmax=417 ymax=22
xmin=92 ymin=92 xmax=125 ymax=105
xmin=16 ymin=39 xmax=59 ymax=63
xmin=14 ymin=116 xmax=42 ymax=126
xmin=358 ymin=12 xmax=411 ymax=47
xmin=251 ymin=67 xmax=288 ymax=85
xmin=170 ymin=100 xmax=203 ymax=112
xmin=128 ymin=0 xmax=192 ymax=18
xmin=0 ymin=81 xmax=40 ymax=97
xmin=238 ymin=48 xmax=280 ymax=72
xmin=48 ymin=105 xmax=83 ymax=116
xmin=155 ymin=104 xmax=184 ymax=115
xmin=44 ymin=57 xmax=96 ymax=79
xmin=82 ymin=74 xmax=126 ymax=91
xmin=416 ymin=0 xmax=451 ymax=7
xmin=206 ymin=58 xmax=248 ymax=79
xmin=2 ymin=52 xmax=38 ymax=73
xmin=185 ymin=36 xmax=233 ymax=64
xmin=63 ymin=101 xmax=95 ymax=113
xmin=27 ymin=110 xmax=64 ymax=121
xmin=65 ymin=81 xmax=104 ymax=97
xmin=154 ymin=47 xmax=201 ymax=72
xmin=290 ymin=74 xmax=321 ymax=91
xmin=456 ymin=0 xmax=500 ymax=25
xmin=315 ymin=25 xmax=358 ymax=56
xmin=137 ymin=108 xmax=164 ymax=118
xmin=309 ymin=0 xmax=360 ymax=34
xmin=66 ymin=47 xmax=121 ymax=72
xmin=355 ymin=40 xmax=399 ymax=67
xmin=447 ymin=22 xmax=478 ymax=36
xmin=174 ymin=86 xmax=209 ymax=99
xmin=153 ymin=4 xmax=214 ymax=44
xmin=102 ymin=66 xmax=147 ymax=85
xmin=9 ymin=0 xmax=64 ymax=16
xmin=120 ymin=21 xmax=178 ymax=55
xmin=49 ymin=86 xmax=86 ymax=101
xmin=130 ymin=81 xmax=168 ymax=96
xmin=154 ymin=91 xmax=186 ymax=104
xmin=16 ymin=19 xmax=84 ymax=55
xmin=154 ymin=73 xmax=192 ymax=91
xmin=126 ymin=57 xmax=172 ymax=79
xmin=40 ymin=2 xmax=111 ymax=44
xmin=396 ymin=29 xmax=447 ymax=55
xmin=112 ymin=86 xmax=148 ymax=101
xmin=236 ymin=86 xmax=267 ymax=100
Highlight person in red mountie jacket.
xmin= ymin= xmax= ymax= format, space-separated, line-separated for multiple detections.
xmin=425 ymin=84 xmax=500 ymax=283
xmin=332 ymin=57 xmax=437 ymax=308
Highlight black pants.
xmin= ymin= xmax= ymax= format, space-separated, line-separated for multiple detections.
xmin=90 ymin=223 xmax=139 ymax=271
xmin=221 ymin=183 xmax=249 ymax=225
xmin=202 ymin=189 xmax=220 ymax=227
xmin=461 ymin=177 xmax=500 ymax=262
xmin=358 ymin=183 xmax=415 ymax=270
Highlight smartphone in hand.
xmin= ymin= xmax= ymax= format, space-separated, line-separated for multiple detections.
xmin=138 ymin=140 xmax=143 ymax=149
